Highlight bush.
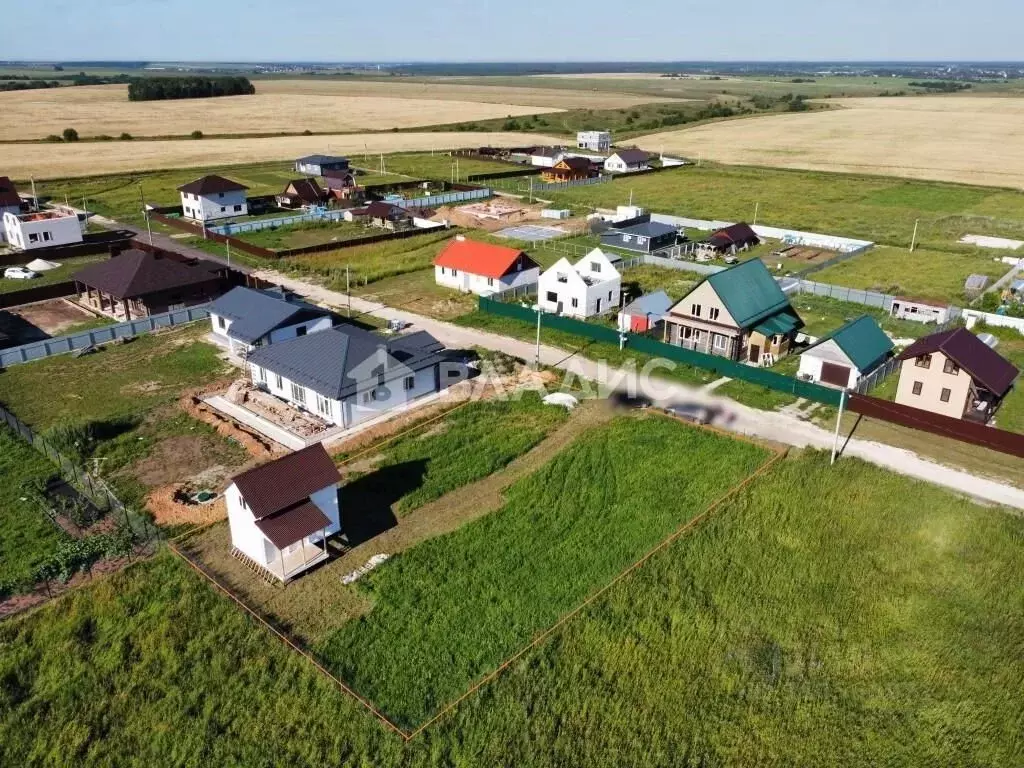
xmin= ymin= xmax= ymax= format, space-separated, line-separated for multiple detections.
xmin=62 ymin=127 xmax=79 ymax=142
xmin=43 ymin=420 xmax=97 ymax=464
xmin=119 ymin=132 xmax=133 ymax=140
xmin=44 ymin=134 xmax=62 ymax=142
xmin=190 ymin=130 xmax=204 ymax=139
xmin=127 ymin=75 xmax=255 ymax=102
xmin=302 ymin=129 xmax=312 ymax=136
xmin=96 ymin=134 xmax=114 ymax=141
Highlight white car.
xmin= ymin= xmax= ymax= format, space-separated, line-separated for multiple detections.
xmin=3 ymin=267 xmax=40 ymax=280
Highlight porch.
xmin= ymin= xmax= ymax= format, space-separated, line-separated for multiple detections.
xmin=271 ymin=536 xmax=329 ymax=582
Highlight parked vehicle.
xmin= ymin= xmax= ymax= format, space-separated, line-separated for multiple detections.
xmin=3 ymin=267 xmax=40 ymax=280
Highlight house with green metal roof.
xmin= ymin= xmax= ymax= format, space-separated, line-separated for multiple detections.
xmin=797 ymin=315 xmax=895 ymax=389
xmin=663 ymin=259 xmax=804 ymax=364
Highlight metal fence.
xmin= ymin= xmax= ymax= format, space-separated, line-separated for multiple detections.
xmin=211 ymin=210 xmax=348 ymax=236
xmin=642 ymin=254 xmax=723 ymax=276
xmin=854 ymin=357 xmax=901 ymax=394
xmin=395 ymin=188 xmax=490 ymax=209
xmin=0 ymin=304 xmax=210 ymax=368
xmin=527 ymin=176 xmax=612 ymax=193
xmin=0 ymin=403 xmax=160 ymax=545
xmin=782 ymin=278 xmax=898 ymax=311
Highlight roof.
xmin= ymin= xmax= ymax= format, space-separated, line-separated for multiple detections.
xmin=231 ymin=443 xmax=341 ymax=521
xmin=804 ymin=315 xmax=894 ymax=373
xmin=73 ymin=249 xmax=221 ymax=300
xmin=898 ymin=328 xmax=1019 ymax=396
xmin=177 ymin=175 xmax=248 ymax=196
xmin=296 ymin=154 xmax=348 ymax=166
xmin=210 ymin=286 xmax=331 ymax=343
xmin=282 ymin=178 xmax=326 ymax=204
xmin=555 ymin=157 xmax=592 ymax=171
xmin=247 ymin=325 xmax=446 ymax=401
xmin=622 ymin=290 xmax=673 ymax=318
xmin=531 ymin=147 xmax=563 ymax=158
xmin=611 ymin=221 xmax=678 ymax=238
xmin=0 ymin=176 xmax=19 ymax=207
xmin=364 ymin=201 xmax=410 ymax=220
xmin=964 ymin=274 xmax=990 ymax=290
xmin=753 ymin=310 xmax=802 ymax=337
xmin=434 ymin=238 xmax=537 ymax=280
xmin=610 ymin=149 xmax=649 ymax=164
xmin=895 ymin=295 xmax=946 ymax=308
xmin=708 ymin=222 xmax=759 ymax=248
xmin=699 ymin=259 xmax=797 ymax=329
xmin=254 ymin=499 xmax=332 ymax=549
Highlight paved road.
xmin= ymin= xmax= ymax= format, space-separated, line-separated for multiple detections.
xmin=257 ymin=269 xmax=1024 ymax=511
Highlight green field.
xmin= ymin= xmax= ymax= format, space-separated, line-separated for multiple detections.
xmin=0 ymin=255 xmax=108 ymax=295
xmin=3 ymin=447 xmax=1022 ymax=764
xmin=316 ymin=415 xmax=771 ymax=727
xmin=287 ymin=229 xmax=455 ymax=286
xmin=811 ymin=245 xmax=1010 ymax=304
xmin=353 ymin=152 xmax=521 ymax=181
xmin=0 ymin=427 xmax=68 ymax=592
xmin=235 ymin=219 xmax=374 ymax=250
xmin=543 ymin=164 xmax=1024 ymax=254
xmin=336 ymin=393 xmax=570 ymax=516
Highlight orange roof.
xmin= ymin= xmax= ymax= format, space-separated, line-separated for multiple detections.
xmin=434 ymin=238 xmax=537 ymax=280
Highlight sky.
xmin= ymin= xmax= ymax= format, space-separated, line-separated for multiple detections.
xmin=2 ymin=0 xmax=1022 ymax=62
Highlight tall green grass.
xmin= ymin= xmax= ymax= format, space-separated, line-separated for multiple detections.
xmin=317 ymin=416 xmax=770 ymax=727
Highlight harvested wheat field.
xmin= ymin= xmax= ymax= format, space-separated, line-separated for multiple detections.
xmin=0 ymin=83 xmax=567 ymax=141
xmin=1 ymin=131 xmax=565 ymax=179
xmin=638 ymin=96 xmax=1024 ymax=187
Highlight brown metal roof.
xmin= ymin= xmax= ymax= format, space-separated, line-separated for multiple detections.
xmin=898 ymin=328 xmax=1020 ymax=396
xmin=365 ymin=201 xmax=410 ymax=220
xmin=0 ymin=176 xmax=20 ymax=207
xmin=282 ymin=178 xmax=326 ymax=204
xmin=254 ymin=499 xmax=331 ymax=549
xmin=72 ymin=249 xmax=222 ymax=300
xmin=231 ymin=443 xmax=341 ymax=520
xmin=708 ymin=222 xmax=759 ymax=248
xmin=177 ymin=174 xmax=249 ymax=196
xmin=612 ymin=149 xmax=649 ymax=164
xmin=556 ymin=157 xmax=592 ymax=171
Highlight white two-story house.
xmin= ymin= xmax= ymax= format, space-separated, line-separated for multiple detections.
xmin=537 ymin=248 xmax=622 ymax=318
xmin=2 ymin=209 xmax=84 ymax=251
xmin=209 ymin=286 xmax=334 ymax=357
xmin=434 ymin=236 xmax=540 ymax=297
xmin=177 ymin=175 xmax=249 ymax=222
xmin=225 ymin=443 xmax=343 ymax=582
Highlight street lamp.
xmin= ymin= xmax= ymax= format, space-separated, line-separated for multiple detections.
xmin=531 ymin=303 xmax=542 ymax=368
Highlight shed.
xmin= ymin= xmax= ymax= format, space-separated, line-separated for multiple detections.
xmin=798 ymin=315 xmax=894 ymax=389
xmin=618 ymin=290 xmax=673 ymax=333
xmin=964 ymin=273 xmax=989 ymax=298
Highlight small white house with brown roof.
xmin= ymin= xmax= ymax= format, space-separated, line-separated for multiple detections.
xmin=226 ymin=444 xmax=342 ymax=582
xmin=178 ymin=175 xmax=249 ymax=222
xmin=434 ymin=236 xmax=540 ymax=296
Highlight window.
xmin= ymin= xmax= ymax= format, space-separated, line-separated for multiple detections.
xmin=290 ymin=383 xmax=306 ymax=405
xmin=220 ymin=207 xmax=226 ymax=213
xmin=556 ymin=272 xmax=568 ymax=284
xmin=403 ymin=375 xmax=415 ymax=391
xmin=709 ymin=307 xmax=720 ymax=321
xmin=362 ymin=391 xmax=372 ymax=404
xmin=911 ymin=381 xmax=923 ymax=396
xmin=295 ymin=326 xmax=307 ymax=337
xmin=940 ymin=387 xmax=951 ymax=403
xmin=275 ymin=373 xmax=283 ymax=389
xmin=256 ymin=366 xmax=266 ymax=383
xmin=234 ymin=204 xmax=242 ymax=212
xmin=713 ymin=334 xmax=727 ymax=351
xmin=28 ymin=233 xmax=39 ymax=243
xmin=546 ymin=291 xmax=558 ymax=303
xmin=590 ymin=261 xmax=601 ymax=273
xmin=682 ymin=326 xmax=693 ymax=340
xmin=217 ymin=316 xmax=226 ymax=330
xmin=316 ymin=394 xmax=332 ymax=416
xmin=487 ymin=277 xmax=494 ymax=287
xmin=691 ymin=303 xmax=701 ymax=317
xmin=451 ymin=269 xmax=458 ymax=277
xmin=571 ymin=297 xmax=579 ymax=308
xmin=218 ymin=192 xmax=224 ymax=198
xmin=693 ymin=329 xmax=703 ymax=342
xmin=914 ymin=354 xmax=932 ymax=369
xmin=608 ymin=291 xmax=613 ymax=301
xmin=943 ymin=359 xmax=960 ymax=375
xmin=42 ymin=231 xmax=52 ymax=242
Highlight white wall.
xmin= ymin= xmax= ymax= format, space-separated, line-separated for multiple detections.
xmin=963 ymin=308 xmax=1024 ymax=335
xmin=891 ymin=300 xmax=950 ymax=324
xmin=181 ymin=189 xmax=247 ymax=221
xmin=798 ymin=341 xmax=860 ymax=389
xmin=267 ymin=315 xmax=333 ymax=344
xmin=435 ymin=265 xmax=539 ymax=296
xmin=3 ymin=211 xmax=83 ymax=250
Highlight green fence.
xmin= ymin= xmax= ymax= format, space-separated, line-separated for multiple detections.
xmin=479 ymin=297 xmax=843 ymax=407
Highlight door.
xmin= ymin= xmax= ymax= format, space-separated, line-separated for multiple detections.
xmin=820 ymin=362 xmax=851 ymax=388
xmin=748 ymin=344 xmax=761 ymax=363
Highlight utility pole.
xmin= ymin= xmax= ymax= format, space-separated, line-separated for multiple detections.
xmin=910 ymin=219 xmax=920 ymax=252
xmin=830 ymin=389 xmax=847 ymax=465
xmin=226 ymin=240 xmax=231 ymax=267
xmin=534 ymin=307 xmax=542 ymax=368
xmin=380 ymin=153 xmax=384 ymax=175
xmin=628 ymin=189 xmax=634 ymax=207
xmin=31 ymin=178 xmax=38 ymax=211
xmin=138 ymin=183 xmax=153 ymax=246
xmin=753 ymin=201 xmax=760 ymax=226
xmin=346 ymin=265 xmax=351 ymax=317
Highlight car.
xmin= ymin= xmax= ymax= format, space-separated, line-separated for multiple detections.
xmin=664 ymin=403 xmax=714 ymax=425
xmin=3 ymin=267 xmax=40 ymax=280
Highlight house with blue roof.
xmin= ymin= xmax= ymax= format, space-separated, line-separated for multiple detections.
xmin=294 ymin=154 xmax=350 ymax=176
xmin=663 ymin=259 xmax=804 ymax=365
xmin=600 ymin=221 xmax=680 ymax=254
xmin=209 ymin=286 xmax=335 ymax=357
xmin=797 ymin=315 xmax=895 ymax=389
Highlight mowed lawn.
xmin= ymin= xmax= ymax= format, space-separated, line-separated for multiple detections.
xmin=811 ymin=246 xmax=1010 ymax=304
xmin=0 ymin=427 xmax=68 ymax=591
xmin=316 ymin=416 xmax=771 ymax=727
xmin=237 ymin=220 xmax=374 ymax=251
xmin=0 ymin=255 xmax=109 ymax=295
xmin=2 ymin=451 xmax=1023 ymax=764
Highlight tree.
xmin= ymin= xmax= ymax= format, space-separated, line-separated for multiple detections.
xmin=62 ymin=127 xmax=79 ymax=142
xmin=190 ymin=130 xmax=204 ymax=140
xmin=119 ymin=132 xmax=133 ymax=140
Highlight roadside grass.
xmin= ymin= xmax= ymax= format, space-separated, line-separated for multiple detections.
xmin=353 ymin=268 xmax=477 ymax=319
xmin=335 ymin=392 xmax=570 ymax=517
xmin=235 ymin=219 xmax=374 ymax=250
xmin=0 ymin=255 xmax=108 ymax=295
xmin=0 ymin=426 xmax=68 ymax=589
xmin=316 ymin=415 xmax=771 ymax=727
xmin=788 ymin=292 xmax=939 ymax=339
xmin=3 ymin=449 xmax=1024 ymax=764
xmin=542 ymin=164 xmax=1024 ymax=253
xmin=811 ymin=245 xmax=1009 ymax=305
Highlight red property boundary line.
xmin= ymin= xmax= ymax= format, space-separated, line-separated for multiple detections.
xmin=169 ymin=419 xmax=787 ymax=743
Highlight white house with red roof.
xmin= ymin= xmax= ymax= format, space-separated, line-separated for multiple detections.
xmin=433 ymin=236 xmax=540 ymax=296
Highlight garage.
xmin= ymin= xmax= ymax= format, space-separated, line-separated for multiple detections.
xmin=820 ymin=361 xmax=852 ymax=388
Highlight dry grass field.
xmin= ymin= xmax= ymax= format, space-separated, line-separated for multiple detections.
xmin=0 ymin=83 xmax=568 ymax=141
xmin=0 ymin=131 xmax=565 ymax=179
xmin=636 ymin=96 xmax=1024 ymax=187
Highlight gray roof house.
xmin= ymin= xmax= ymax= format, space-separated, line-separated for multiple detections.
xmin=246 ymin=326 xmax=456 ymax=429
xmin=295 ymin=155 xmax=350 ymax=176
xmin=618 ymin=290 xmax=673 ymax=332
xmin=600 ymin=221 xmax=679 ymax=253
xmin=209 ymin=286 xmax=335 ymax=355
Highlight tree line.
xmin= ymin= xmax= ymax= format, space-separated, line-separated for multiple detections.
xmin=127 ymin=76 xmax=255 ymax=101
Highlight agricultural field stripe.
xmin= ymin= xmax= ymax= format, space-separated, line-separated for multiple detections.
xmin=404 ymin=430 xmax=788 ymax=740
xmin=166 ymin=540 xmax=411 ymax=740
